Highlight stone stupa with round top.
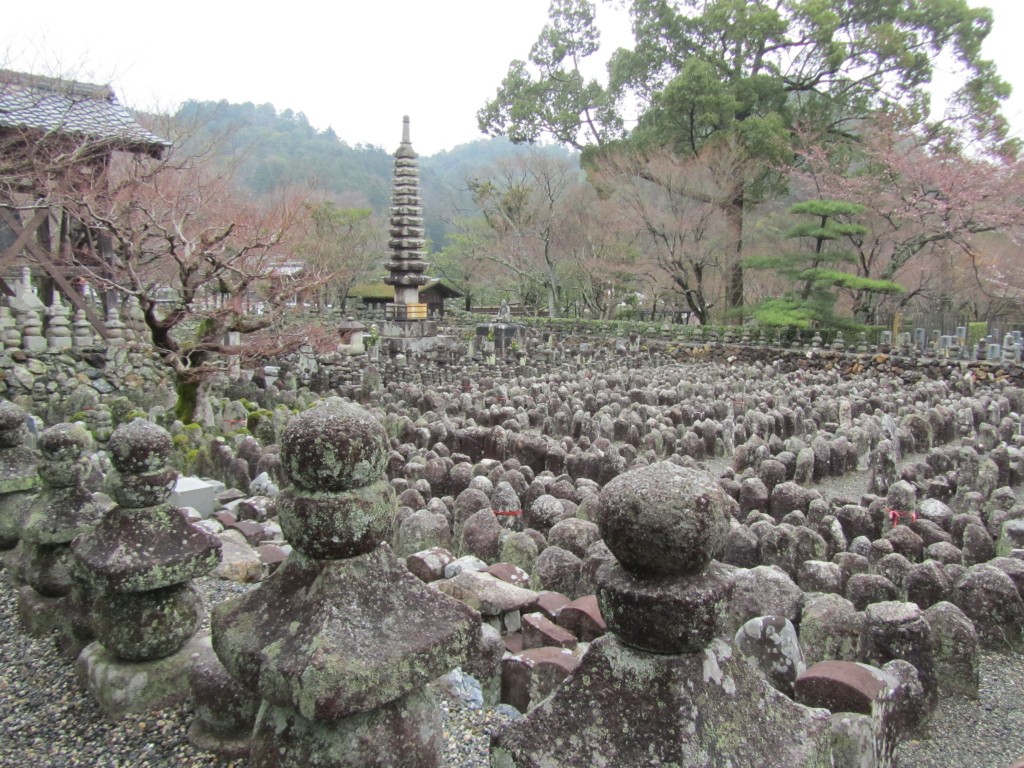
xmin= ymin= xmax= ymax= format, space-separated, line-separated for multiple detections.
xmin=73 ymin=418 xmax=221 ymax=717
xmin=212 ymin=398 xmax=480 ymax=767
xmin=491 ymin=460 xmax=872 ymax=767
xmin=18 ymin=422 xmax=102 ymax=653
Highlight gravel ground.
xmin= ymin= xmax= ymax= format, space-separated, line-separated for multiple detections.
xmin=4 ymin=570 xmax=1024 ymax=768
xmin=0 ymin=573 xmax=510 ymax=768
xmin=897 ymin=651 xmax=1024 ymax=768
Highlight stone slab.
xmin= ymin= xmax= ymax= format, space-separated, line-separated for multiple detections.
xmin=169 ymin=476 xmax=223 ymax=518
xmin=794 ymin=660 xmax=895 ymax=715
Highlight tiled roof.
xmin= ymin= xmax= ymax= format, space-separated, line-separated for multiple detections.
xmin=0 ymin=69 xmax=170 ymax=154
xmin=350 ymin=278 xmax=463 ymax=300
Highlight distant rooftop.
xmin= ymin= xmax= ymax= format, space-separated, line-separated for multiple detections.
xmin=0 ymin=69 xmax=170 ymax=156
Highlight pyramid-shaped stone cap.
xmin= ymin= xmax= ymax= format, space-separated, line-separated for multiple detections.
xmin=212 ymin=544 xmax=480 ymax=720
xmin=23 ymin=485 xmax=102 ymax=544
xmin=73 ymin=505 xmax=221 ymax=592
xmin=492 ymin=635 xmax=835 ymax=766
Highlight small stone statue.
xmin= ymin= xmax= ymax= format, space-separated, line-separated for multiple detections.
xmin=496 ymin=299 xmax=511 ymax=322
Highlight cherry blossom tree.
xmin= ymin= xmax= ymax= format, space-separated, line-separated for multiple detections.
xmin=796 ymin=117 xmax=1024 ymax=324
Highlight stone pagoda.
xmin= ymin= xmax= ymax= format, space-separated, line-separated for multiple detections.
xmin=384 ymin=116 xmax=430 ymax=323
xmin=379 ymin=117 xmax=453 ymax=356
xmin=72 ymin=419 xmax=221 ymax=717
xmin=18 ymin=422 xmax=103 ymax=654
xmin=212 ymin=398 xmax=480 ymax=766
xmin=492 ymin=461 xmax=876 ymax=766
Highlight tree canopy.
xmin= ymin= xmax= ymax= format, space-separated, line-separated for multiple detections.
xmin=482 ymin=0 xmax=1014 ymax=155
xmin=479 ymin=0 xmax=1017 ymax=315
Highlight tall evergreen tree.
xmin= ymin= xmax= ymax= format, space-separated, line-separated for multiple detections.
xmin=479 ymin=0 xmax=1015 ymax=315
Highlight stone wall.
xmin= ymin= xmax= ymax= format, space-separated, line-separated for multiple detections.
xmin=0 ymin=345 xmax=175 ymax=428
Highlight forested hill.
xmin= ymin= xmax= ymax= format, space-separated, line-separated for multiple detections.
xmin=172 ymin=100 xmax=575 ymax=250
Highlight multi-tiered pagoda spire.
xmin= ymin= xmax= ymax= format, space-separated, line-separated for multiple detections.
xmin=384 ymin=116 xmax=429 ymax=320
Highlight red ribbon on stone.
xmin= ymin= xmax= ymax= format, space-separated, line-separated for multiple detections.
xmin=888 ymin=509 xmax=916 ymax=526
xmin=493 ymin=509 xmax=523 ymax=517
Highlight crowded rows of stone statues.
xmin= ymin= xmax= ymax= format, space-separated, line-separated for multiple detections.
xmin=4 ymin=343 xmax=1024 ymax=767
xmin=3 ymin=264 xmax=1024 ymax=365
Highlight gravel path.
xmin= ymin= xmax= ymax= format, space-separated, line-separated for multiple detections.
xmin=897 ymin=651 xmax=1024 ymax=768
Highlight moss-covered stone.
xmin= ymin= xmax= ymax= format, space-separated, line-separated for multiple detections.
xmin=277 ymin=481 xmax=396 ymax=560
xmin=77 ymin=633 xmax=208 ymax=718
xmin=280 ymin=398 xmax=389 ymax=493
xmin=212 ymin=544 xmax=480 ymax=721
xmin=490 ymin=635 xmax=836 ymax=767
xmin=74 ymin=504 xmax=221 ymax=593
xmin=597 ymin=560 xmax=733 ymax=654
xmin=596 ymin=461 xmax=728 ymax=576
xmin=93 ymin=583 xmax=203 ymax=660
xmin=107 ymin=418 xmax=173 ymax=474
xmin=250 ymin=688 xmax=442 ymax=768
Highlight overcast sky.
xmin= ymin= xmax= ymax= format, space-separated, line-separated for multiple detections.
xmin=3 ymin=0 xmax=1022 ymax=156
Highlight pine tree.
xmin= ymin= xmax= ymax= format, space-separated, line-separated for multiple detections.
xmin=745 ymin=200 xmax=903 ymax=330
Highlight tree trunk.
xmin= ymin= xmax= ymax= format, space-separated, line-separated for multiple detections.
xmin=724 ymin=191 xmax=745 ymax=321
xmin=174 ymin=376 xmax=200 ymax=424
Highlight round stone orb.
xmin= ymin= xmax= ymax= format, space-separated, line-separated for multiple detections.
xmin=38 ymin=422 xmax=93 ymax=462
xmin=108 ymin=419 xmax=172 ymax=474
xmin=94 ymin=583 xmax=203 ymax=660
xmin=596 ymin=462 xmax=728 ymax=576
xmin=280 ymin=398 xmax=389 ymax=493
xmin=0 ymin=401 xmax=27 ymax=447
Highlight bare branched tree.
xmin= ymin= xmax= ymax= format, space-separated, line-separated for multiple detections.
xmin=0 ymin=69 xmax=333 ymax=423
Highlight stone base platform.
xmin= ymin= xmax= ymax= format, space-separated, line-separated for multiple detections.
xmin=17 ymin=586 xmax=63 ymax=636
xmin=187 ymin=720 xmax=252 ymax=761
xmin=77 ymin=633 xmax=208 ymax=719
xmin=491 ymin=634 xmax=863 ymax=767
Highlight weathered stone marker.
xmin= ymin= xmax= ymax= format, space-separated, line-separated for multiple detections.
xmin=0 ymin=400 xmax=39 ymax=552
xmin=73 ymin=418 xmax=221 ymax=717
xmin=491 ymin=460 xmax=864 ymax=767
xmin=212 ymin=397 xmax=480 ymax=767
xmin=18 ymin=422 xmax=102 ymax=654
